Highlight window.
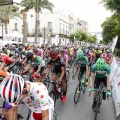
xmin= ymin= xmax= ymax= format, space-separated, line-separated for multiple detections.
xmin=60 ymin=23 xmax=61 ymax=33
xmin=66 ymin=26 xmax=67 ymax=34
xmin=48 ymin=22 xmax=52 ymax=32
xmin=63 ymin=24 xmax=64 ymax=33
xmin=14 ymin=23 xmax=17 ymax=31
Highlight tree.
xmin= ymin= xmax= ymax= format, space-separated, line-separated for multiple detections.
xmin=0 ymin=5 xmax=21 ymax=34
xmin=101 ymin=16 xmax=117 ymax=43
xmin=69 ymin=30 xmax=97 ymax=43
xmin=21 ymin=0 xmax=54 ymax=43
xmin=100 ymin=0 xmax=120 ymax=13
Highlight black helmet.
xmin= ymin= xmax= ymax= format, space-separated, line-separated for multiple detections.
xmin=18 ymin=46 xmax=23 ymax=51
xmin=27 ymin=52 xmax=33 ymax=60
xmin=2 ymin=47 xmax=6 ymax=51
xmin=33 ymin=47 xmax=38 ymax=53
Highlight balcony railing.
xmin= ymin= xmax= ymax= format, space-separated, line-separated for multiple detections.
xmin=12 ymin=29 xmax=19 ymax=32
xmin=59 ymin=29 xmax=68 ymax=35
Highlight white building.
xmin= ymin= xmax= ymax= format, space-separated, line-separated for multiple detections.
xmin=0 ymin=4 xmax=89 ymax=45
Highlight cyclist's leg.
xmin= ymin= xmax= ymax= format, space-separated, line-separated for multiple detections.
xmin=92 ymin=77 xmax=100 ymax=109
xmin=78 ymin=67 xmax=84 ymax=81
xmin=61 ymin=72 xmax=67 ymax=94
xmin=39 ymin=67 xmax=45 ymax=83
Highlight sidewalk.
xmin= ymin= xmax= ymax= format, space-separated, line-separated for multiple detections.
xmin=114 ymin=55 xmax=120 ymax=66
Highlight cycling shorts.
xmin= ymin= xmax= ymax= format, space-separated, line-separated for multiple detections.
xmin=94 ymin=76 xmax=107 ymax=89
xmin=79 ymin=67 xmax=86 ymax=77
xmin=52 ymin=66 xmax=66 ymax=80
xmin=31 ymin=64 xmax=45 ymax=74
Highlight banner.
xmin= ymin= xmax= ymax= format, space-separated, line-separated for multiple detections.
xmin=0 ymin=0 xmax=13 ymax=6
xmin=110 ymin=36 xmax=118 ymax=53
xmin=110 ymin=57 xmax=120 ymax=119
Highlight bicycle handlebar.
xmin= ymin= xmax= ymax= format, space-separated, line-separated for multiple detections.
xmin=88 ymin=88 xmax=112 ymax=97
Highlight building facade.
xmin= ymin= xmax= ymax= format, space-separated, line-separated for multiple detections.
xmin=0 ymin=4 xmax=89 ymax=45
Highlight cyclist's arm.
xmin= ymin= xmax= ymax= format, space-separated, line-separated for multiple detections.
xmin=60 ymin=66 xmax=65 ymax=82
xmin=41 ymin=109 xmax=49 ymax=120
xmin=0 ymin=62 xmax=5 ymax=70
xmin=89 ymin=72 xmax=94 ymax=88
xmin=23 ymin=63 xmax=30 ymax=73
xmin=35 ymin=65 xmax=41 ymax=74
xmin=45 ymin=64 xmax=51 ymax=77
xmin=3 ymin=106 xmax=18 ymax=120
xmin=107 ymin=74 xmax=110 ymax=91
xmin=86 ymin=64 xmax=89 ymax=77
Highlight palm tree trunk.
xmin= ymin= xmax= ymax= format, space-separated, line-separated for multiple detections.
xmin=35 ymin=11 xmax=39 ymax=43
xmin=22 ymin=12 xmax=28 ymax=45
xmin=4 ymin=22 xmax=8 ymax=34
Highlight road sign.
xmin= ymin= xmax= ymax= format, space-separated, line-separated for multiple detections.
xmin=0 ymin=0 xmax=13 ymax=6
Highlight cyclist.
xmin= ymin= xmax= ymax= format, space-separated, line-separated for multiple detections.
xmin=73 ymin=49 xmax=89 ymax=86
xmin=89 ymin=58 xmax=111 ymax=110
xmin=94 ymin=47 xmax=102 ymax=61
xmin=45 ymin=48 xmax=67 ymax=102
xmin=0 ymin=74 xmax=54 ymax=120
xmin=22 ymin=52 xmax=44 ymax=82
xmin=0 ymin=53 xmax=15 ymax=72
xmin=33 ymin=47 xmax=44 ymax=59
xmin=2 ymin=47 xmax=10 ymax=56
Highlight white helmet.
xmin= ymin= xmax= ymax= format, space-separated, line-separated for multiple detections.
xmin=0 ymin=74 xmax=25 ymax=103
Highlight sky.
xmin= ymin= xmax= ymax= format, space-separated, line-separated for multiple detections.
xmin=14 ymin=0 xmax=112 ymax=32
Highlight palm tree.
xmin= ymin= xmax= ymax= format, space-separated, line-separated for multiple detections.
xmin=21 ymin=0 xmax=54 ymax=43
xmin=21 ymin=9 xmax=28 ymax=45
xmin=0 ymin=5 xmax=21 ymax=34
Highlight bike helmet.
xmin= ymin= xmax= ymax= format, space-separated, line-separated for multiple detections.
xmin=77 ymin=50 xmax=84 ymax=59
xmin=101 ymin=53 xmax=107 ymax=58
xmin=96 ymin=58 xmax=106 ymax=71
xmin=0 ymin=74 xmax=25 ymax=103
xmin=27 ymin=52 xmax=34 ymax=60
xmin=2 ymin=47 xmax=6 ymax=51
xmin=49 ymin=48 xmax=59 ymax=59
xmin=33 ymin=47 xmax=38 ymax=53
xmin=18 ymin=46 xmax=23 ymax=51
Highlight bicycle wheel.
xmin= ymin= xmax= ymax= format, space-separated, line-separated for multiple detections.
xmin=53 ymin=111 xmax=57 ymax=120
xmin=49 ymin=91 xmax=57 ymax=106
xmin=74 ymin=81 xmax=82 ymax=104
xmin=94 ymin=98 xmax=100 ymax=120
xmin=17 ymin=102 xmax=30 ymax=120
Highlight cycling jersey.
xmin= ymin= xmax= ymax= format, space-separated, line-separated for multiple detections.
xmin=0 ymin=54 xmax=14 ymax=64
xmin=75 ymin=56 xmax=89 ymax=67
xmin=30 ymin=56 xmax=42 ymax=65
xmin=65 ymin=49 xmax=69 ymax=55
xmin=48 ymin=57 xmax=66 ymax=76
xmin=22 ymin=50 xmax=28 ymax=56
xmin=59 ymin=54 xmax=68 ymax=62
xmin=20 ymin=82 xmax=49 ymax=113
xmin=69 ymin=48 xmax=73 ymax=55
xmin=34 ymin=49 xmax=43 ymax=58
xmin=92 ymin=63 xmax=111 ymax=78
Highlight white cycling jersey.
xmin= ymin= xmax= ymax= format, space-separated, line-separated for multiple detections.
xmin=21 ymin=82 xmax=51 ymax=113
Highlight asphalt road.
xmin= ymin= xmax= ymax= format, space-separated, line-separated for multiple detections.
xmin=0 ymin=56 xmax=119 ymax=120
xmin=54 ymin=72 xmax=116 ymax=120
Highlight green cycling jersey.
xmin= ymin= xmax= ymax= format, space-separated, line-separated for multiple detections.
xmin=23 ymin=50 xmax=28 ymax=56
xmin=92 ymin=63 xmax=111 ymax=78
xmin=30 ymin=56 xmax=42 ymax=65
xmin=75 ymin=56 xmax=89 ymax=67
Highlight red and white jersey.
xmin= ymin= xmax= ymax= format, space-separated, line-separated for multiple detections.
xmin=21 ymin=82 xmax=50 ymax=113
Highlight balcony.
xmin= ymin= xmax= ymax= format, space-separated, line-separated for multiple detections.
xmin=59 ymin=29 xmax=68 ymax=35
xmin=12 ymin=29 xmax=19 ymax=32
